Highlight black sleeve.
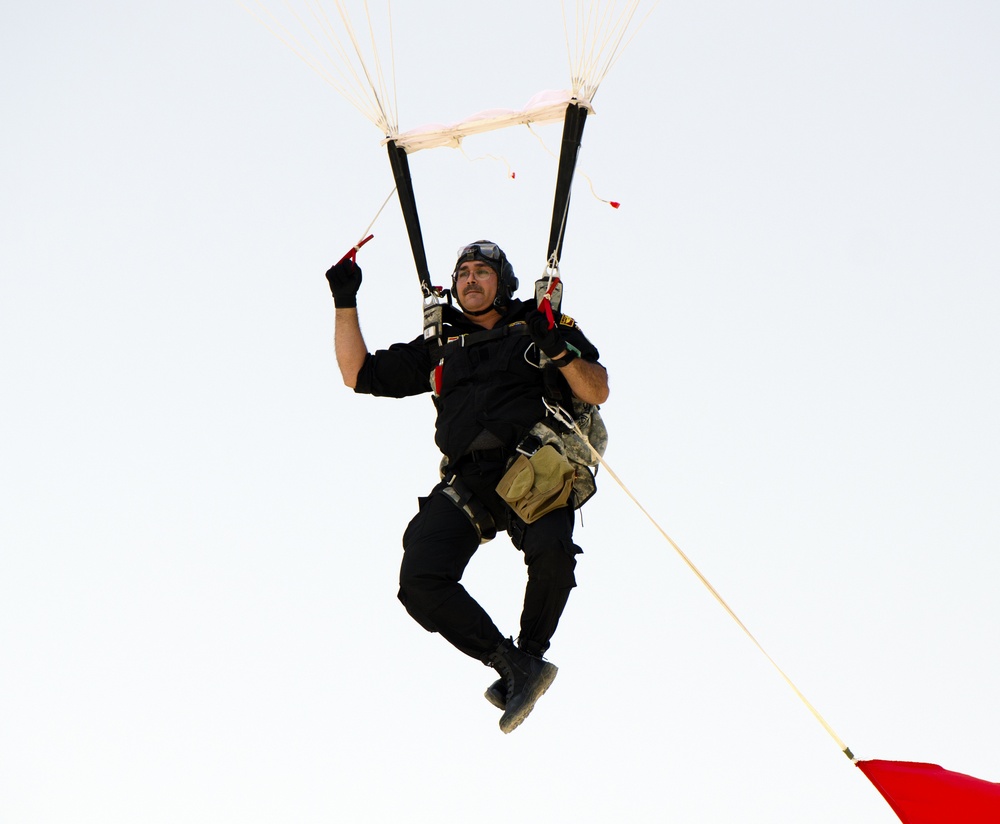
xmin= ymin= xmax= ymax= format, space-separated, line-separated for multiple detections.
xmin=354 ymin=336 xmax=432 ymax=398
xmin=560 ymin=320 xmax=601 ymax=364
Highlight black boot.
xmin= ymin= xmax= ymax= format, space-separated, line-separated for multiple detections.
xmin=485 ymin=638 xmax=558 ymax=733
xmin=485 ymin=639 xmax=549 ymax=710
xmin=484 ymin=678 xmax=506 ymax=710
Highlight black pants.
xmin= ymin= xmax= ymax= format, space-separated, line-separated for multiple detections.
xmin=397 ymin=458 xmax=581 ymax=661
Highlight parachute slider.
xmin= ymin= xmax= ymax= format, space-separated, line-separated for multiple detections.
xmin=386 ymin=90 xmax=594 ymax=154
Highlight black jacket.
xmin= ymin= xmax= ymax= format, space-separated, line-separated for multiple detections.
xmin=354 ymin=298 xmax=601 ymax=460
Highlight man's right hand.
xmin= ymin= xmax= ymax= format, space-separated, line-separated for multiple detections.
xmin=326 ymin=259 xmax=363 ymax=308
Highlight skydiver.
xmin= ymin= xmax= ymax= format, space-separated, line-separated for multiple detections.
xmin=327 ymin=240 xmax=609 ymax=733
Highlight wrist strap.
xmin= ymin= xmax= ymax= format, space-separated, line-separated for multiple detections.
xmin=554 ymin=349 xmax=578 ymax=368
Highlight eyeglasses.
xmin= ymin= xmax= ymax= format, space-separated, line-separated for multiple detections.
xmin=456 ymin=242 xmax=502 ymax=261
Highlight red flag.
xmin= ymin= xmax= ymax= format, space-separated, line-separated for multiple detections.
xmin=857 ymin=760 xmax=1000 ymax=823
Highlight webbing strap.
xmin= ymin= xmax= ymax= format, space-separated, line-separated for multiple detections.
xmin=440 ymin=475 xmax=497 ymax=543
xmin=427 ymin=320 xmax=573 ymax=421
xmin=547 ymin=103 xmax=589 ymax=268
xmin=385 ymin=140 xmax=432 ymax=295
xmin=427 ymin=320 xmax=528 ymax=359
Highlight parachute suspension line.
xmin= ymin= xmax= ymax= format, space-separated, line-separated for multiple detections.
xmin=563 ymin=0 xmax=596 ymax=95
xmin=562 ymin=0 xmax=658 ymax=101
xmin=599 ymin=0 xmax=660 ymax=88
xmin=358 ymin=0 xmax=396 ymax=135
xmin=388 ymin=0 xmax=399 ymax=137
xmin=325 ymin=0 xmax=397 ymax=135
xmin=578 ymin=1 xmax=616 ymax=96
xmin=240 ymin=1 xmax=378 ymax=125
xmin=305 ymin=1 xmax=391 ymax=130
xmin=550 ymin=405 xmax=855 ymax=761
xmin=240 ymin=1 xmax=397 ymax=135
xmin=560 ymin=2 xmax=576 ymax=94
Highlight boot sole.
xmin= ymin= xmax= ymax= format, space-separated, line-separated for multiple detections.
xmin=499 ymin=663 xmax=558 ymax=734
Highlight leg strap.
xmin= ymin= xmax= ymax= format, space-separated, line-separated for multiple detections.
xmin=440 ymin=474 xmax=497 ymax=543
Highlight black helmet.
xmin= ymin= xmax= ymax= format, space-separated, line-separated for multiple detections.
xmin=452 ymin=240 xmax=519 ymax=311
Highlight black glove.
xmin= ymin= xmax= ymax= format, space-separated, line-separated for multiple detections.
xmin=526 ymin=308 xmax=568 ymax=360
xmin=325 ymin=259 xmax=363 ymax=308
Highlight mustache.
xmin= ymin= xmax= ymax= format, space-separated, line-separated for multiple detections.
xmin=462 ymin=285 xmax=484 ymax=295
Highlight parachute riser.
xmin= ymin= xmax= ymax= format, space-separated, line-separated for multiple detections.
xmin=546 ymin=102 xmax=589 ymax=270
xmin=385 ymin=141 xmax=433 ymax=297
xmin=385 ymin=139 xmax=450 ymax=350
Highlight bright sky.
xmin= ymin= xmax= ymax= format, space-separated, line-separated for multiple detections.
xmin=3 ymin=2 xmax=999 ymax=822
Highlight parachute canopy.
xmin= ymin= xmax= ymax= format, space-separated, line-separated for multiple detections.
xmin=242 ymin=1 xmax=654 ymax=146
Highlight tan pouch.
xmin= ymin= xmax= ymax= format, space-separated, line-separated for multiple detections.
xmin=495 ymin=444 xmax=575 ymax=524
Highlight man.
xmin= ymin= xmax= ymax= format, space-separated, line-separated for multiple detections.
xmin=327 ymin=240 xmax=609 ymax=733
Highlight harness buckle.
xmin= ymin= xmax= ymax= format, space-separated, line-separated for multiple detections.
xmin=543 ymin=397 xmax=576 ymax=430
xmin=516 ymin=434 xmax=543 ymax=457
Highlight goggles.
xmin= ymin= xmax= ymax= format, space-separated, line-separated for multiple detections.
xmin=455 ymin=242 xmax=502 ymax=262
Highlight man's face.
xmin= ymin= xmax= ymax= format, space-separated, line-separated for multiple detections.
xmin=455 ymin=260 xmax=499 ymax=314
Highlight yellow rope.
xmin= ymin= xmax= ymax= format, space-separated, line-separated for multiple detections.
xmin=570 ymin=420 xmax=855 ymax=759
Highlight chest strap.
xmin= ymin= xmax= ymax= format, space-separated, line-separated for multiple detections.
xmin=428 ymin=322 xmax=530 ymax=396
xmin=427 ymin=320 xmax=529 ymax=360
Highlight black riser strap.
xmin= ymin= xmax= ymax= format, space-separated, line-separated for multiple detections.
xmin=546 ymin=103 xmax=589 ymax=267
xmin=386 ymin=141 xmax=432 ymax=292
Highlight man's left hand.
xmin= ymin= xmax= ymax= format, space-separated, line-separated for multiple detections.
xmin=526 ymin=309 xmax=567 ymax=360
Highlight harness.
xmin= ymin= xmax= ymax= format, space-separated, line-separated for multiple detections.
xmin=426 ymin=297 xmax=606 ymax=532
xmin=426 ymin=320 xmax=530 ymax=397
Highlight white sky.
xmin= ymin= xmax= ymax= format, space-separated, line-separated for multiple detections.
xmin=2 ymin=2 xmax=999 ymax=822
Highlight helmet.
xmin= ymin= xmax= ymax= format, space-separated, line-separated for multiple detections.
xmin=452 ymin=240 xmax=519 ymax=311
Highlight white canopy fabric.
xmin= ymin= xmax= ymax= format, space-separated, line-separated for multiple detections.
xmin=385 ymin=90 xmax=594 ymax=153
